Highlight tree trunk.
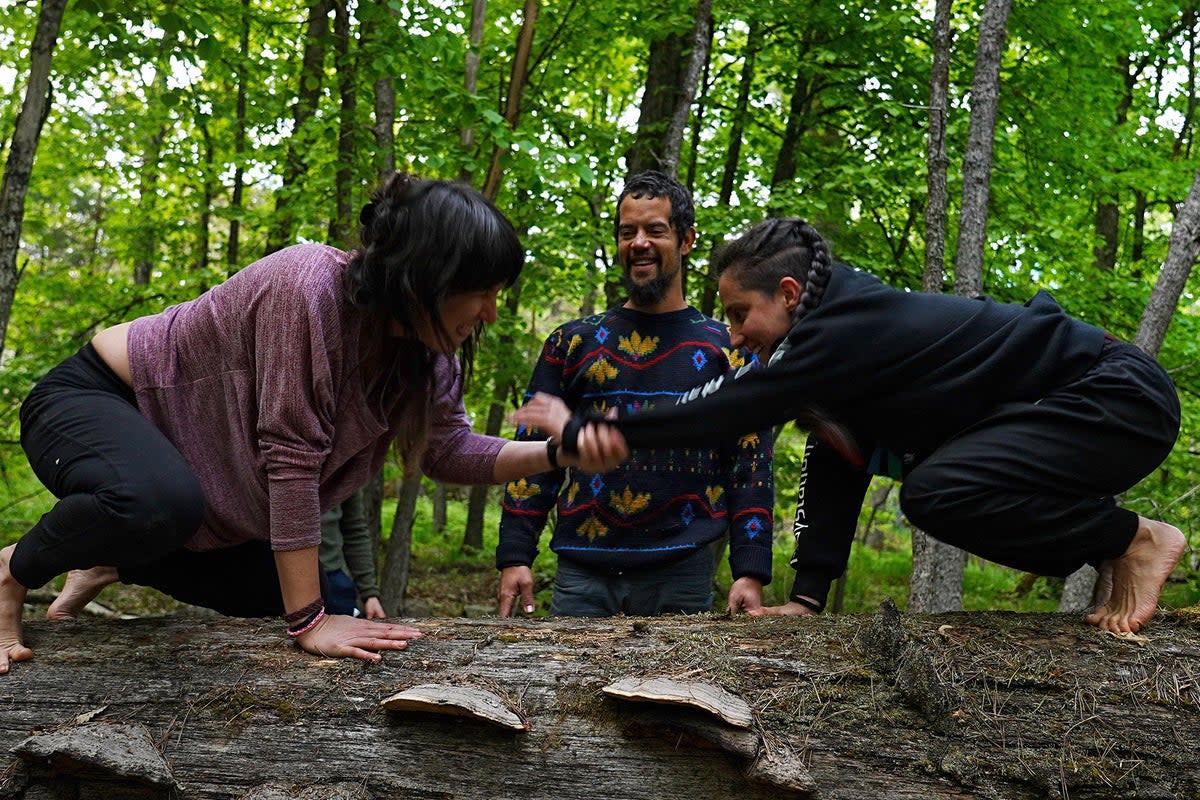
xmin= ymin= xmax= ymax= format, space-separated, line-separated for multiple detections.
xmin=265 ymin=0 xmax=334 ymax=255
xmin=1134 ymin=165 xmax=1200 ymax=358
xmin=482 ymin=0 xmax=538 ymax=201
xmin=921 ymin=0 xmax=953 ymax=294
xmin=431 ymin=482 xmax=448 ymax=534
xmin=0 ymin=0 xmax=67 ymax=356
xmin=133 ymin=41 xmax=172 ymax=287
xmin=327 ymin=0 xmax=357 ymax=247
xmin=364 ymin=0 xmax=397 ymax=183
xmin=624 ymin=32 xmax=686 ymax=176
xmin=379 ymin=474 xmax=422 ymax=615
xmin=226 ymin=0 xmax=251 ymax=272
xmin=699 ymin=20 xmax=761 ymax=318
xmin=660 ymin=0 xmax=712 ymax=177
xmin=908 ymin=530 xmax=968 ymax=613
xmin=912 ymin=0 xmax=1011 ymax=613
xmin=1058 ymin=564 xmax=1099 ymax=612
xmin=362 ymin=469 xmax=385 ymax=559
xmin=1093 ymin=198 xmax=1120 ymax=271
xmin=459 ymin=0 xmax=488 ymax=181
xmin=194 ymin=114 xmax=214 ymax=276
xmin=3 ymin=605 xmax=1198 ymax=799
xmin=462 ymin=402 xmax=506 ymax=551
xmin=951 ymin=0 xmax=1012 ymax=299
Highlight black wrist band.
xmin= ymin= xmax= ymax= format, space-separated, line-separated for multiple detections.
xmin=560 ymin=417 xmax=583 ymax=455
xmin=790 ymin=593 xmax=824 ymax=613
xmin=546 ymin=438 xmax=560 ymax=469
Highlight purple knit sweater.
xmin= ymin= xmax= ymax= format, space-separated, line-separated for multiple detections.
xmin=128 ymin=243 xmax=505 ymax=553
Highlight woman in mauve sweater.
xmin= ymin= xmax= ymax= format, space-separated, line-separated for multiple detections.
xmin=0 ymin=175 xmax=620 ymax=673
xmin=516 ymin=217 xmax=1184 ymax=636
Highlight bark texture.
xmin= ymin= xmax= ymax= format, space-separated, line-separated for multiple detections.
xmin=2 ymin=605 xmax=1198 ymax=800
xmin=0 ymin=0 xmax=67 ymax=355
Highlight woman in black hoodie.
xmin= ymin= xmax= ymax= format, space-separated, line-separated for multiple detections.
xmin=519 ymin=218 xmax=1184 ymax=635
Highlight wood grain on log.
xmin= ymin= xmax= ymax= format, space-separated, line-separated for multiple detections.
xmin=0 ymin=604 xmax=1196 ymax=799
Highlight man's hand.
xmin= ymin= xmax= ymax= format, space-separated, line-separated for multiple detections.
xmin=746 ymin=599 xmax=818 ymax=617
xmin=497 ymin=566 xmax=536 ymax=617
xmin=726 ymin=576 xmax=765 ymax=614
xmin=362 ymin=596 xmax=386 ymax=620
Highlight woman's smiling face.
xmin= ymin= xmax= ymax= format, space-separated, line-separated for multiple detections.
xmin=717 ymin=271 xmax=801 ymax=358
xmin=400 ymin=284 xmax=504 ymax=352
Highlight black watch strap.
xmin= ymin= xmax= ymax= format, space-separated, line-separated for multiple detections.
xmin=560 ymin=416 xmax=583 ymax=455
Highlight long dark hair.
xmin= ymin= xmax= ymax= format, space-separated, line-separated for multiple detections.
xmin=713 ymin=217 xmax=833 ymax=322
xmin=345 ymin=174 xmax=523 ymax=472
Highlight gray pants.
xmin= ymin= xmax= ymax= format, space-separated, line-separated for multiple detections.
xmin=550 ymin=546 xmax=715 ymax=617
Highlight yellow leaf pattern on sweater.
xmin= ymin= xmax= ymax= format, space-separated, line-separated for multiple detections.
xmin=610 ymin=486 xmax=651 ymax=517
xmin=506 ymin=478 xmax=540 ymax=502
xmin=567 ymin=481 xmax=580 ymax=505
xmin=724 ymin=347 xmax=747 ymax=370
xmin=705 ymin=486 xmax=724 ymax=506
xmin=619 ymin=331 xmax=659 ymax=358
xmin=566 ymin=334 xmax=582 ymax=357
xmin=579 ymin=516 xmax=609 ymax=541
xmin=585 ymin=356 xmax=619 ymax=384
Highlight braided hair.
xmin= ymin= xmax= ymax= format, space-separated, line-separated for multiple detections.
xmin=713 ymin=218 xmax=863 ymax=465
xmin=713 ymin=218 xmax=834 ymax=321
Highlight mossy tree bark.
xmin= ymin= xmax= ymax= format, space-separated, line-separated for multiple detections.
xmin=1 ymin=605 xmax=1198 ymax=799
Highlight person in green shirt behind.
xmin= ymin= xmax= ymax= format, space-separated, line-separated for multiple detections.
xmin=320 ymin=488 xmax=385 ymax=619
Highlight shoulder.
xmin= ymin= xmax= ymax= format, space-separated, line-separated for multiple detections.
xmin=247 ymin=243 xmax=350 ymax=287
xmin=230 ymin=244 xmax=351 ymax=313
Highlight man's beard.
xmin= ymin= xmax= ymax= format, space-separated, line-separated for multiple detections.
xmin=623 ymin=266 xmax=674 ymax=307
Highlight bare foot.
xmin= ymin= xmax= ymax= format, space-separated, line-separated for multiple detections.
xmin=1085 ymin=517 xmax=1186 ymax=634
xmin=0 ymin=544 xmax=34 ymax=674
xmin=1090 ymin=562 xmax=1113 ymax=611
xmin=47 ymin=566 xmax=119 ymax=620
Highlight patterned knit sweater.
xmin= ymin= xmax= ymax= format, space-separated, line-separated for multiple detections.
xmin=496 ymin=306 xmax=774 ymax=582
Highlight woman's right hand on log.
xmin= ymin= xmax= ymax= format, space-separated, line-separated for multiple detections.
xmin=297 ymin=613 xmax=423 ymax=662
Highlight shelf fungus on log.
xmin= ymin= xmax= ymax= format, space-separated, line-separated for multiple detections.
xmin=601 ymin=676 xmax=755 ymax=728
xmin=379 ymin=684 xmax=528 ymax=731
xmin=603 ymin=677 xmax=816 ymax=796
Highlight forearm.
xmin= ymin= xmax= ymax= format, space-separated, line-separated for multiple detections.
xmin=274 ymin=546 xmax=323 ymax=615
xmin=493 ymin=439 xmax=558 ymax=483
xmin=606 ymin=362 xmax=807 ymax=451
xmin=787 ymin=439 xmax=870 ymax=610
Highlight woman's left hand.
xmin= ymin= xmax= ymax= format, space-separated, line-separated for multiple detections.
xmin=509 ymin=392 xmax=572 ymax=438
xmin=296 ymin=613 xmax=422 ymax=662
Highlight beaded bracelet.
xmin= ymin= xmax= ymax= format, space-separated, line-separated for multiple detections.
xmin=286 ymin=608 xmax=326 ymax=638
xmin=283 ymin=597 xmax=325 ymax=625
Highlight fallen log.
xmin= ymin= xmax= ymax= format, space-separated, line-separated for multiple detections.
xmin=0 ymin=601 xmax=1197 ymax=800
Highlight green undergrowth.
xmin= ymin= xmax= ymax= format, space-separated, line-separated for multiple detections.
xmin=3 ymin=472 xmax=1197 ymax=619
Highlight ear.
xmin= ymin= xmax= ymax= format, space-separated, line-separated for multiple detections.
xmin=778 ymin=276 xmax=803 ymax=309
xmin=679 ymin=226 xmax=697 ymax=257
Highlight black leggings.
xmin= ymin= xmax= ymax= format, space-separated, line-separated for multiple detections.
xmin=15 ymin=344 xmax=286 ymax=617
xmin=900 ymin=340 xmax=1181 ymax=575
